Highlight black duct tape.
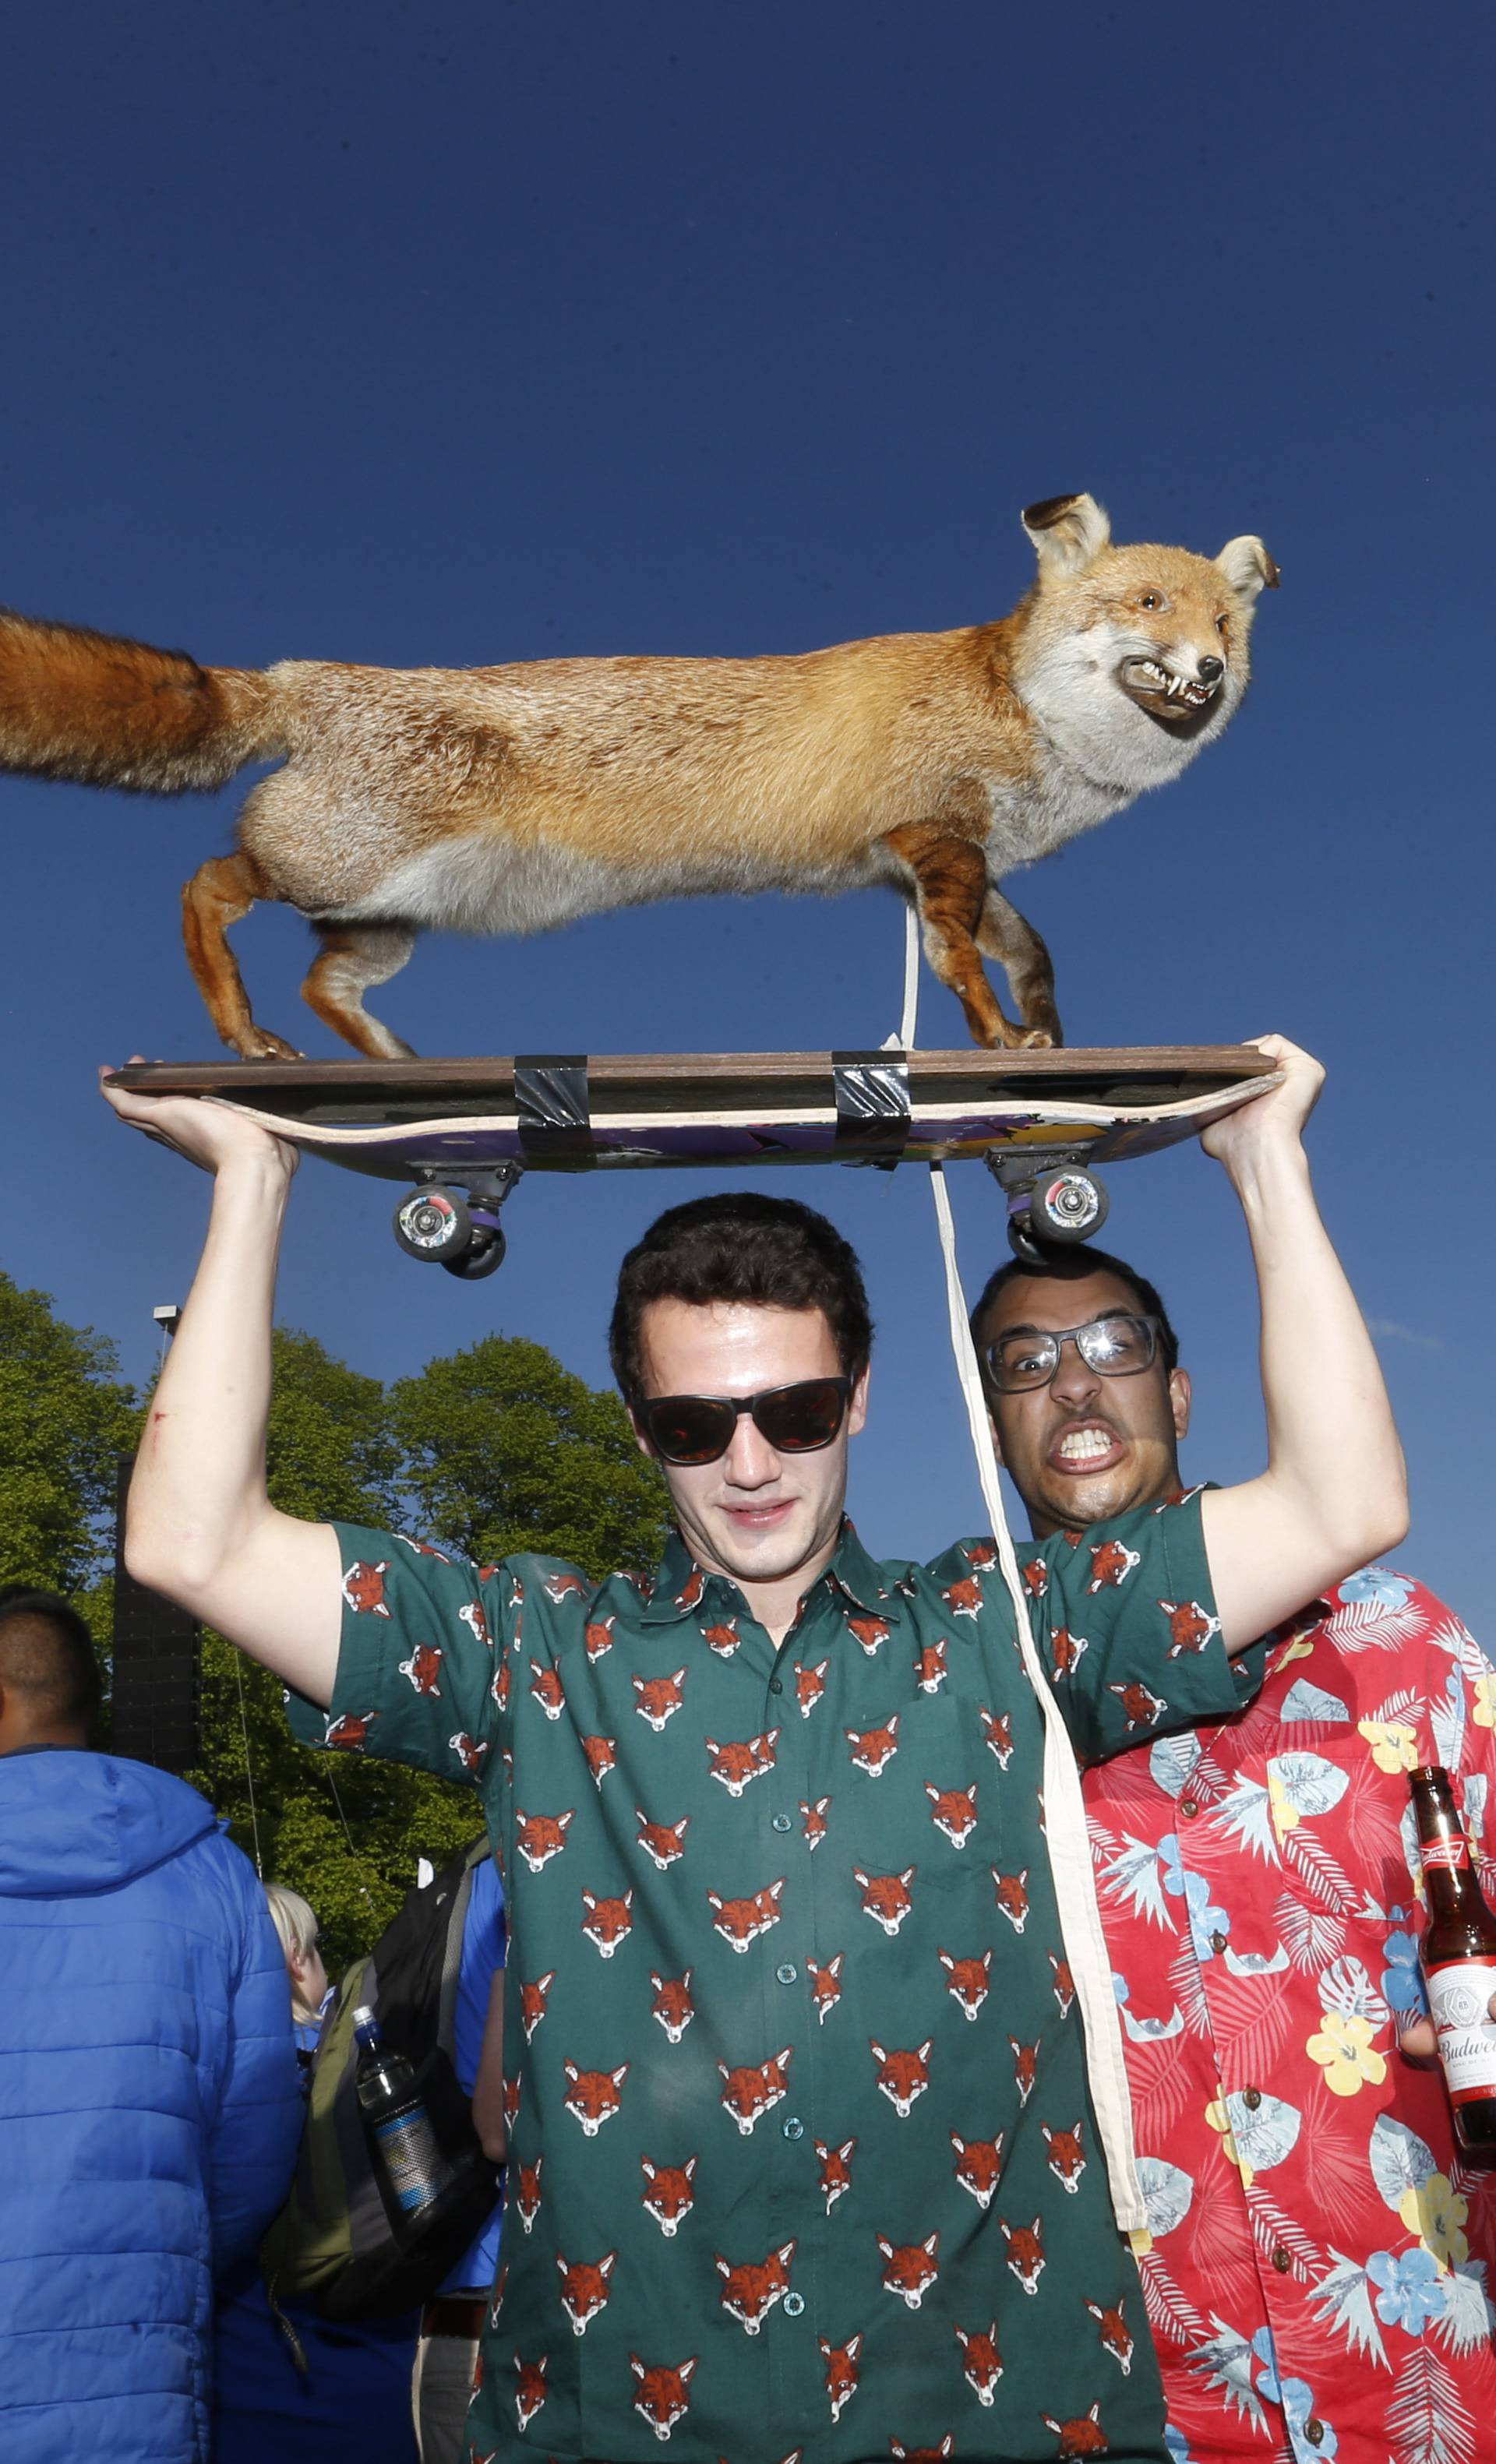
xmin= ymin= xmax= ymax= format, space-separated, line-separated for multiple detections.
xmin=831 ymin=1051 xmax=912 ymax=1158
xmin=514 ymin=1056 xmax=593 ymax=1165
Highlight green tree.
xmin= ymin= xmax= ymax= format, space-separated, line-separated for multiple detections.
xmin=188 ymin=1326 xmax=482 ymax=1967
xmin=192 ymin=1326 xmax=669 ymax=1970
xmin=0 ymin=1272 xmax=139 ymax=1630
xmin=390 ymin=1333 xmax=669 ymax=1575
xmin=0 ymin=1287 xmax=672 ymax=1972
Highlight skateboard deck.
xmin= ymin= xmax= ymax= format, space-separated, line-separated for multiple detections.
xmin=111 ymin=1046 xmax=1279 ymax=1179
xmin=112 ymin=1045 xmax=1279 ymax=1272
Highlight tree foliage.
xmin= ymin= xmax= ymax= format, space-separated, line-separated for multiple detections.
xmin=0 ymin=1284 xmax=671 ymax=1971
xmin=201 ymin=1328 xmax=667 ymax=1969
xmin=0 ymin=1272 xmax=139 ymax=1619
xmin=389 ymin=1334 xmax=669 ymax=1576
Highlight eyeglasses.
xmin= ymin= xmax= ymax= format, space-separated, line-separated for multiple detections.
xmin=983 ymin=1311 xmax=1163 ymax=1394
xmin=639 ymin=1376 xmax=853 ymax=1466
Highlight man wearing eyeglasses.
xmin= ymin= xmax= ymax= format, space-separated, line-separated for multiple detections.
xmin=103 ymin=1031 xmax=1407 ymax=2464
xmin=972 ymin=1168 xmax=1496 ymax=2460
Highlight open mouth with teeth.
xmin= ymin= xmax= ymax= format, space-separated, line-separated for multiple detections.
xmin=1118 ymin=657 xmax=1220 ymax=721
xmin=1049 ymin=1420 xmax=1127 ymax=1475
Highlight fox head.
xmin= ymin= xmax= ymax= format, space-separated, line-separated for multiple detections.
xmin=877 ymin=2230 xmax=940 ymax=2310
xmin=1085 ymin=2293 xmax=1135 ymax=2374
xmin=640 ymin=2152 xmax=698 ymax=2237
xmin=1042 ymin=2117 xmax=1087 ymax=2191
xmin=819 ymin=2328 xmax=863 ymax=2422
xmin=649 ymin=1969 xmax=695 ymax=2043
xmin=956 ymin=2320 xmax=1004 ymax=2406
xmin=815 ymin=2134 xmax=856 ymax=2212
xmin=714 ymin=2239 xmax=797 ymax=2335
xmin=718 ymin=2046 xmax=793 ymax=2134
xmin=398 ymin=1640 xmax=443 ymax=1696
xmin=580 ymin=1887 xmax=634 ymax=1956
xmin=630 ymin=2353 xmax=697 ymax=2441
xmin=1012 ymin=492 xmax=1277 ymax=790
xmin=556 ymin=2247 xmax=616 ymax=2335
xmin=870 ymin=2037 xmax=933 ymax=2117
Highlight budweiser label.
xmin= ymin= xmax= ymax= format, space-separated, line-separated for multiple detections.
xmin=1420 ymin=1832 xmax=1473 ymax=1873
xmin=1427 ymin=1958 xmax=1496 ymax=2101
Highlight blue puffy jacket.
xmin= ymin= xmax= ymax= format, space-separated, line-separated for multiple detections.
xmin=0 ymin=1747 xmax=304 ymax=2462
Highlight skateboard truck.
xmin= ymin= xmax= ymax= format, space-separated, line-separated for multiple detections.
xmin=392 ymin=1165 xmax=524 ymax=1280
xmin=984 ymin=1148 xmax=1110 ymax=1267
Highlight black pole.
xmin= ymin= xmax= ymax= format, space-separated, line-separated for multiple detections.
xmin=111 ymin=1455 xmax=201 ymax=1772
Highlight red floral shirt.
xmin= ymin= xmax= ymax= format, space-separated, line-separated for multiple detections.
xmin=1082 ymin=1562 xmax=1496 ymax=2464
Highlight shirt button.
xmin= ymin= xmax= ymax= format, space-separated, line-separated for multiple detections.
xmin=782 ymin=2293 xmax=806 ymax=2318
xmin=772 ymin=1814 xmax=793 ymax=1834
xmin=1209 ymin=1930 xmax=1227 ymax=1955
xmin=776 ymin=1962 xmax=798 ymax=1985
xmin=1272 ymin=2246 xmax=1292 ymax=2274
xmin=782 ymin=2117 xmax=804 ymax=2141
xmin=1180 ymin=1797 xmax=1201 ymax=1819
xmin=768 ymin=1678 xmax=783 ymax=1694
xmin=1304 ymin=2421 xmax=1325 ymax=2446
xmin=1242 ymin=2085 xmax=1262 ymax=2110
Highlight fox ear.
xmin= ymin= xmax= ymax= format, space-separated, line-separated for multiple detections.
xmin=1023 ymin=492 xmax=1111 ymax=576
xmin=1216 ymin=534 xmax=1280 ymax=601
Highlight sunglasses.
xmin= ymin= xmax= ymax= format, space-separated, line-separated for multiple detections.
xmin=983 ymin=1311 xmax=1163 ymax=1394
xmin=639 ymin=1376 xmax=853 ymax=1466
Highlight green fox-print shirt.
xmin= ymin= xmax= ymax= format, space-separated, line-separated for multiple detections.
xmin=288 ymin=1494 xmax=1258 ymax=2464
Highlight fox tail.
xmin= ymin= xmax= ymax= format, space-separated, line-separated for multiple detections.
xmin=0 ymin=607 xmax=284 ymax=794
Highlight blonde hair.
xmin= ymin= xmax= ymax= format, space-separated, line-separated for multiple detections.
xmin=264 ymin=1882 xmax=319 ymax=1968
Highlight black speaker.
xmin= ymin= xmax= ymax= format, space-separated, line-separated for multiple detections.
xmin=111 ymin=1457 xmax=200 ymax=1772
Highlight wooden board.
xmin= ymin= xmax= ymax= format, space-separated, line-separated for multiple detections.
xmin=109 ymin=1047 xmax=1279 ymax=1185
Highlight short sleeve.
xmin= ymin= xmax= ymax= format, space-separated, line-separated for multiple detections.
xmin=282 ymin=1522 xmax=514 ymax=1795
xmin=1029 ymin=1489 xmax=1264 ymax=1763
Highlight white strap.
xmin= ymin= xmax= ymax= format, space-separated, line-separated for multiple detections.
xmin=926 ymin=1161 xmax=1145 ymax=2233
xmin=884 ymin=901 xmax=921 ymax=1053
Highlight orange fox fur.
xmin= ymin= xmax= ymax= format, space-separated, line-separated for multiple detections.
xmin=0 ymin=494 xmax=1275 ymax=1058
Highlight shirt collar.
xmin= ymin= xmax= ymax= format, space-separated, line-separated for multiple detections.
xmin=641 ymin=1519 xmax=904 ymax=1627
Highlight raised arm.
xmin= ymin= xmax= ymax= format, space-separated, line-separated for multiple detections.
xmin=101 ymin=1067 xmax=344 ymax=1704
xmin=1198 ymin=1036 xmax=1408 ymax=1651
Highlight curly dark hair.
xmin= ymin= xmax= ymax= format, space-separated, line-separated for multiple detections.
xmin=609 ymin=1193 xmax=874 ymax=1414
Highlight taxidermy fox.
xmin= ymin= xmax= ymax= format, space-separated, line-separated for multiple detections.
xmin=0 ymin=493 xmax=1275 ymax=1059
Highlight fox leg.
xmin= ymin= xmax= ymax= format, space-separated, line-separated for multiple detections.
xmin=975 ymin=886 xmax=1062 ymax=1049
xmin=300 ymin=922 xmax=418 ymax=1060
xmin=883 ymin=824 xmax=1040 ymax=1049
xmin=181 ymin=851 xmax=302 ymax=1060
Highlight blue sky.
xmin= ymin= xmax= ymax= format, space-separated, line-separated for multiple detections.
xmin=2 ymin=5 xmax=1493 ymax=1627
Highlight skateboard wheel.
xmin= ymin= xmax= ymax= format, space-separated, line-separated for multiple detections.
xmin=1029 ymin=1167 xmax=1109 ymax=1244
xmin=1007 ymin=1210 xmax=1052 ymax=1268
xmin=393 ymin=1184 xmax=472 ymax=1262
xmin=441 ymin=1228 xmax=507 ymax=1281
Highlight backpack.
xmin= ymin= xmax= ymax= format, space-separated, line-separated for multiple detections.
xmin=260 ymin=1835 xmax=503 ymax=2321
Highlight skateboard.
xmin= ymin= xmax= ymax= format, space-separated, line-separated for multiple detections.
xmin=111 ymin=1045 xmax=1281 ymax=1280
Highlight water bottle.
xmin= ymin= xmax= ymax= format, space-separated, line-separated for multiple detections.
xmin=352 ymin=2004 xmax=454 ymax=2215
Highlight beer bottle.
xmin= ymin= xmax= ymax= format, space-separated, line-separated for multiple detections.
xmin=351 ymin=2004 xmax=454 ymax=2216
xmin=1409 ymin=1767 xmax=1496 ymax=2151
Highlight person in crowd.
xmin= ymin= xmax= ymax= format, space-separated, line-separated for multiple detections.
xmin=972 ymin=1239 xmax=1496 ymax=2458
xmin=264 ymin=1881 xmax=334 ymax=2059
xmin=103 ymin=1035 xmax=1407 ymax=2463
xmin=413 ymin=1847 xmax=506 ymax=2462
xmin=0 ymin=1585 xmax=303 ymax=2464
xmin=212 ymin=1876 xmax=422 ymax=2464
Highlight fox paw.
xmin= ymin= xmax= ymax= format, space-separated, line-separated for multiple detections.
xmin=234 ymin=1028 xmax=304 ymax=1062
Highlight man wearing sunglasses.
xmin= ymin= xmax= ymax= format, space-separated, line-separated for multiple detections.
xmin=103 ymin=1030 xmax=1408 ymax=2464
xmin=972 ymin=1188 xmax=1496 ymax=2459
